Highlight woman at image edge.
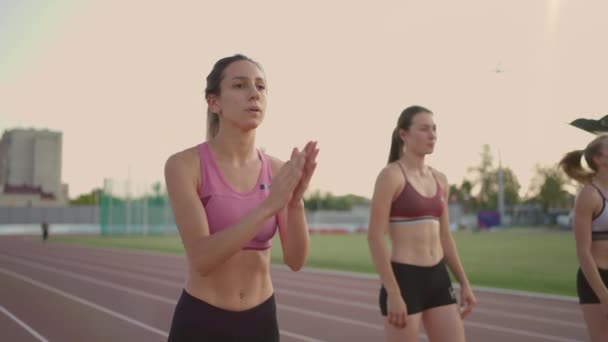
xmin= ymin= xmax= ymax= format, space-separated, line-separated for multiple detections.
xmin=560 ymin=134 xmax=608 ymax=342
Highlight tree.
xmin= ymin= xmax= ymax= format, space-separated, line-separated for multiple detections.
xmin=147 ymin=181 xmax=167 ymax=206
xmin=70 ymin=188 xmax=102 ymax=206
xmin=468 ymin=144 xmax=495 ymax=209
xmin=460 ymin=180 xmax=473 ymax=199
xmin=527 ymin=165 xmax=574 ymax=212
xmin=304 ymin=190 xmax=323 ymax=211
xmin=485 ymin=167 xmax=521 ymax=210
xmin=450 ymin=179 xmax=478 ymax=213
xmin=303 ymin=191 xmax=370 ymax=211
xmin=468 ymin=145 xmax=520 ymax=211
xmin=449 ymin=184 xmax=461 ymax=201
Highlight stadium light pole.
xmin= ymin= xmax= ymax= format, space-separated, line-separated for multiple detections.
xmin=497 ymin=148 xmax=505 ymax=227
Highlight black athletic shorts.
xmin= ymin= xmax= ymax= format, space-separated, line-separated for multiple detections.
xmin=168 ymin=289 xmax=279 ymax=342
xmin=380 ymin=259 xmax=457 ymax=316
xmin=577 ymin=267 xmax=608 ymax=304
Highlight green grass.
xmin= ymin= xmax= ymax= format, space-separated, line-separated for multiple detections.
xmin=51 ymin=229 xmax=578 ymax=297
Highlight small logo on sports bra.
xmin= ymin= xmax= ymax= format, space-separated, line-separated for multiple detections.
xmin=260 ymin=184 xmax=270 ymax=190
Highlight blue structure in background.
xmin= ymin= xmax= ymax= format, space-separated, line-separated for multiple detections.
xmin=478 ymin=210 xmax=500 ymax=229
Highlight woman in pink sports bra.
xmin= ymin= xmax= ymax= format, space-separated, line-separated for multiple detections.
xmin=367 ymin=105 xmax=475 ymax=341
xmin=560 ymin=134 xmax=608 ymax=342
xmin=165 ymin=54 xmax=319 ymax=341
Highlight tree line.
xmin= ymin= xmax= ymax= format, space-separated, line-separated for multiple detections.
xmin=448 ymin=144 xmax=575 ymax=214
xmin=71 ymin=144 xmax=576 ymax=215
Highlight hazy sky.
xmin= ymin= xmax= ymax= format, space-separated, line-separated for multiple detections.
xmin=1 ymin=0 xmax=606 ymax=199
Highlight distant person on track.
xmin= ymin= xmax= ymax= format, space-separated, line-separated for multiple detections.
xmin=367 ymin=105 xmax=476 ymax=341
xmin=560 ymin=134 xmax=608 ymax=341
xmin=164 ymin=54 xmax=319 ymax=341
xmin=41 ymin=221 xmax=49 ymax=242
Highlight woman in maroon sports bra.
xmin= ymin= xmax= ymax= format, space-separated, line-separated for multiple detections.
xmin=367 ymin=105 xmax=476 ymax=341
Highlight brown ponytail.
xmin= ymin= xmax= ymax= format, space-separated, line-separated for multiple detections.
xmin=559 ymin=150 xmax=593 ymax=183
xmin=559 ymin=134 xmax=608 ymax=183
xmin=206 ymin=110 xmax=219 ymax=140
xmin=388 ymin=128 xmax=404 ymax=163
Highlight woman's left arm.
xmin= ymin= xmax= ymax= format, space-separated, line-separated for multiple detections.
xmin=436 ymin=170 xmax=476 ymax=318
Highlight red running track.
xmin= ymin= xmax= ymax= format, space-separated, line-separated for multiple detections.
xmin=0 ymin=236 xmax=589 ymax=341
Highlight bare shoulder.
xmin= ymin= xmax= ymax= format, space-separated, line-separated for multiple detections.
xmin=375 ymin=162 xmax=405 ymax=192
xmin=164 ymin=146 xmax=200 ymax=185
xmin=573 ymin=184 xmax=602 ymax=226
xmin=368 ymin=163 xmax=405 ymax=209
xmin=265 ymin=153 xmax=285 ymax=175
xmin=576 ymin=184 xmax=600 ymax=206
xmin=379 ymin=162 xmax=403 ymax=180
xmin=429 ymin=167 xmax=448 ymax=188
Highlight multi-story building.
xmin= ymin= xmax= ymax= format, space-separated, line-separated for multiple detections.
xmin=0 ymin=128 xmax=67 ymax=206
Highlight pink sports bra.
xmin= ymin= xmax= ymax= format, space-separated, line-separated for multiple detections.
xmin=197 ymin=142 xmax=278 ymax=250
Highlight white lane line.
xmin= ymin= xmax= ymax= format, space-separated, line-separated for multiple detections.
xmin=1 ymin=253 xmax=585 ymax=337
xmin=0 ymin=255 xmax=373 ymax=337
xmin=273 ymin=277 xmax=580 ymax=318
xmin=25 ymin=240 xmax=578 ymax=302
xmin=0 ymin=255 xmax=176 ymax=304
xmin=0 ymin=305 xmax=50 ymax=342
xmin=465 ymin=321 xmax=584 ymax=342
xmin=274 ymin=265 xmax=579 ymax=302
xmin=0 ymin=257 xmax=322 ymax=341
xmin=0 ymin=267 xmax=169 ymax=338
xmin=5 ymin=252 xmax=578 ymax=320
xmin=280 ymin=329 xmax=326 ymax=342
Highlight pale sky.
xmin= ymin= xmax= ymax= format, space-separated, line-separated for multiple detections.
xmin=1 ymin=0 xmax=606 ymax=199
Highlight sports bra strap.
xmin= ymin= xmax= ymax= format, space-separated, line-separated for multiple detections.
xmin=591 ymin=183 xmax=607 ymax=201
xmin=396 ymin=161 xmax=408 ymax=181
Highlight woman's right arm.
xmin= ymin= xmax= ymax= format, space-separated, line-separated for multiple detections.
xmin=164 ymin=151 xmax=303 ymax=276
xmin=573 ymin=186 xmax=608 ymax=303
xmin=367 ymin=166 xmax=406 ymax=327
